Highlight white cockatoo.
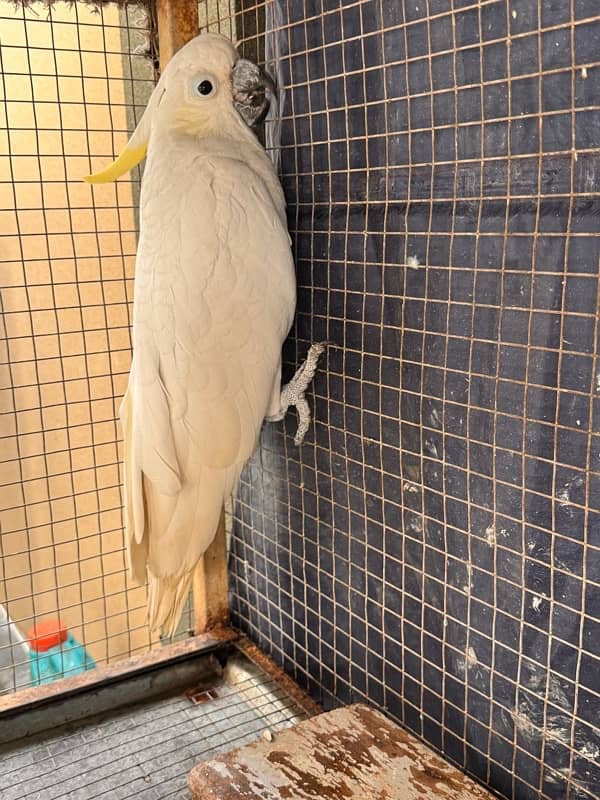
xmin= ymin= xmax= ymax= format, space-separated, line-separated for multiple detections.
xmin=85 ymin=33 xmax=323 ymax=634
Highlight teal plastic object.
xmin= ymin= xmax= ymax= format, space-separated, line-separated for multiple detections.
xmin=28 ymin=618 xmax=96 ymax=685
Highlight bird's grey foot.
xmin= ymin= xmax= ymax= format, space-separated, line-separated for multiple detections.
xmin=268 ymin=342 xmax=327 ymax=445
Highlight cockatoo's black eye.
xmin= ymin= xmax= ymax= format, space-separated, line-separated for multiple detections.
xmin=192 ymin=76 xmax=217 ymax=98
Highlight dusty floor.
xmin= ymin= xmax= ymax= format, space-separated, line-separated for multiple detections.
xmin=0 ymin=654 xmax=308 ymax=800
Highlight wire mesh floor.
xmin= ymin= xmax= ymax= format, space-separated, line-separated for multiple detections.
xmin=0 ymin=652 xmax=310 ymax=800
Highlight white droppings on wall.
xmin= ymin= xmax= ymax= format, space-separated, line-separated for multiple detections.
xmin=429 ymin=407 xmax=441 ymax=427
xmin=425 ymin=440 xmax=439 ymax=458
xmin=511 ymin=707 xmax=538 ymax=739
xmin=557 ymin=475 xmax=584 ymax=516
xmin=579 ymin=742 xmax=600 ymax=761
xmin=408 ymin=518 xmax=423 ymax=535
xmin=547 ymin=675 xmax=571 ymax=712
xmin=466 ymin=646 xmax=478 ymax=668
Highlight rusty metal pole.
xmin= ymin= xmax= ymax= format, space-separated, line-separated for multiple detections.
xmin=155 ymin=0 xmax=199 ymax=61
xmin=153 ymin=0 xmax=230 ymax=634
xmin=192 ymin=508 xmax=230 ymax=632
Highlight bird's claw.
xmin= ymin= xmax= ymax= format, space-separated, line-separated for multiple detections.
xmin=278 ymin=342 xmax=327 ymax=445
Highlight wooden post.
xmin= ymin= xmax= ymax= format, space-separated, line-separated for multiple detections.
xmin=154 ymin=0 xmax=230 ymax=634
xmin=192 ymin=509 xmax=230 ymax=631
xmin=156 ymin=0 xmax=199 ymax=60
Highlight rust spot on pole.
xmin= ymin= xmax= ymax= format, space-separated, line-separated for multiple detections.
xmin=193 ymin=508 xmax=230 ymax=633
xmin=155 ymin=0 xmax=199 ymax=65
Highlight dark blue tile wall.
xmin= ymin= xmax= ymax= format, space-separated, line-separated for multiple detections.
xmin=229 ymin=2 xmax=600 ymax=798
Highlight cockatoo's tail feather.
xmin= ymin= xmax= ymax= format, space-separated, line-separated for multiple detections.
xmin=147 ymin=571 xmax=195 ymax=637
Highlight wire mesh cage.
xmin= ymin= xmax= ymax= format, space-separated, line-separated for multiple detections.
xmin=1 ymin=3 xmax=599 ymax=800
xmin=1 ymin=649 xmax=310 ymax=800
xmin=0 ymin=0 xmax=160 ymax=684
xmin=0 ymin=0 xmax=272 ymax=695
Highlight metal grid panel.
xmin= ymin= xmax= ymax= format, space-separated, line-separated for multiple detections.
xmin=0 ymin=0 xmax=267 ymax=695
xmin=225 ymin=3 xmax=600 ymax=800
xmin=0 ymin=652 xmax=309 ymax=800
xmin=0 ymin=1 xmax=165 ymax=686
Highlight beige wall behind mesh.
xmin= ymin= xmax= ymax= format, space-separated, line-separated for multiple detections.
xmin=0 ymin=1 xmax=158 ymax=664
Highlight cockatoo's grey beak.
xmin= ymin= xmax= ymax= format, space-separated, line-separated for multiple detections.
xmin=232 ymin=59 xmax=276 ymax=128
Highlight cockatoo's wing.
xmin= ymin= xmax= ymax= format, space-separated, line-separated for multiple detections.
xmin=122 ymin=148 xmax=295 ymax=633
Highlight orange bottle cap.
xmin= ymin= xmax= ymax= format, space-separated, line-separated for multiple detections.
xmin=28 ymin=618 xmax=68 ymax=652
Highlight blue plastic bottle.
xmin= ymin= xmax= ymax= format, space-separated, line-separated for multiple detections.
xmin=28 ymin=618 xmax=96 ymax=685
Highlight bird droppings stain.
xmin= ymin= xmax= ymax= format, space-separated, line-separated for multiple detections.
xmin=466 ymin=647 xmax=478 ymax=668
xmin=403 ymin=481 xmax=420 ymax=493
xmin=512 ymin=9 xmax=518 ymax=19
xmin=408 ymin=518 xmax=424 ymax=535
xmin=407 ymin=255 xmax=421 ymax=269
xmin=511 ymin=708 xmax=538 ymax=739
xmin=455 ymin=655 xmax=467 ymax=677
xmin=429 ymin=407 xmax=441 ymax=427
xmin=557 ymin=475 xmax=584 ymax=516
xmin=581 ymin=66 xmax=588 ymax=78
xmin=485 ymin=525 xmax=496 ymax=546
xmin=461 ymin=564 xmax=473 ymax=594
xmin=531 ymin=596 xmax=543 ymax=612
xmin=511 ymin=684 xmax=574 ymax=750
xmin=580 ymin=742 xmax=600 ymax=761
xmin=547 ymin=675 xmax=572 ymax=713
xmin=544 ymin=770 xmax=563 ymax=785
xmin=425 ymin=440 xmax=439 ymax=458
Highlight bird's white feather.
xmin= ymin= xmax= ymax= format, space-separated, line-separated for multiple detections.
xmin=118 ymin=37 xmax=296 ymax=633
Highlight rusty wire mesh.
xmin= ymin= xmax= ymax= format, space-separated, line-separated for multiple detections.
xmin=1 ymin=3 xmax=599 ymax=800
xmin=0 ymin=0 xmax=269 ymax=697
xmin=0 ymin=0 xmax=273 ymax=697
xmin=0 ymin=0 xmax=161 ymax=686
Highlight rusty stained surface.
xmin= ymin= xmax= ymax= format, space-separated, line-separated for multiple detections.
xmin=188 ymin=704 xmax=496 ymax=800
xmin=235 ymin=639 xmax=322 ymax=719
xmin=193 ymin=509 xmax=231 ymax=634
xmin=0 ymin=626 xmax=236 ymax=716
xmin=155 ymin=0 xmax=199 ymax=61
